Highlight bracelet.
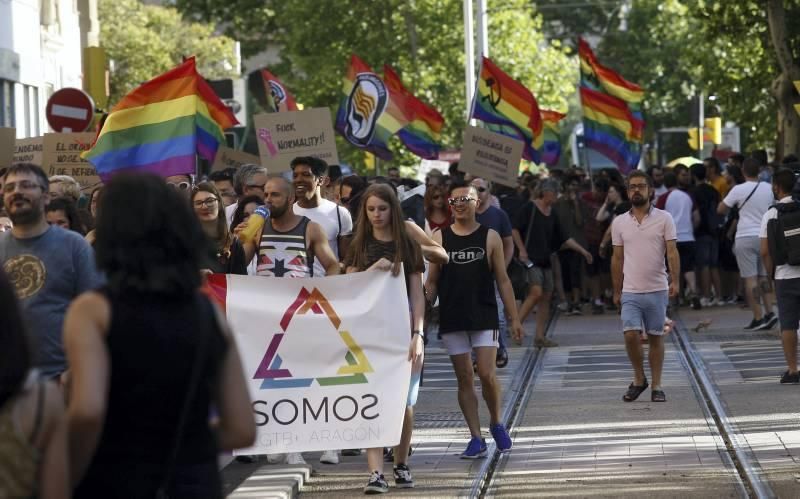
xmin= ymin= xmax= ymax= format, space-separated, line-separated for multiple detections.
xmin=413 ymin=330 xmax=425 ymax=338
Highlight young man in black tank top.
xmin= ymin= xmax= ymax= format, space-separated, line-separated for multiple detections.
xmin=425 ymin=181 xmax=524 ymax=457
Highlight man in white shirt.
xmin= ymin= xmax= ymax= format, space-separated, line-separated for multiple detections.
xmin=760 ymin=167 xmax=800 ymax=384
xmin=719 ymin=157 xmax=777 ymax=330
xmin=657 ymin=172 xmax=700 ymax=308
xmin=291 ymin=157 xmax=353 ymax=277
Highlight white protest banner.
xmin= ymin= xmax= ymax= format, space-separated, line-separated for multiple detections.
xmin=207 ymin=269 xmax=411 ymax=455
xmin=460 ymin=125 xmax=523 ymax=188
xmin=0 ymin=128 xmax=14 ymax=168
xmin=13 ymin=136 xmax=44 ymax=166
xmin=254 ymin=107 xmax=339 ymax=173
xmin=210 ymin=146 xmax=261 ymax=173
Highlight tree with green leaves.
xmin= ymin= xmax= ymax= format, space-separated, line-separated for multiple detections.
xmin=174 ymin=0 xmax=576 ymax=173
xmin=99 ymin=0 xmax=239 ymax=106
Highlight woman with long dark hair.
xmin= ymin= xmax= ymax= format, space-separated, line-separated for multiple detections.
xmin=229 ymin=194 xmax=265 ymax=234
xmin=423 ymin=184 xmax=451 ymax=235
xmin=346 ymin=183 xmax=447 ymax=494
xmin=65 ymin=173 xmax=255 ymax=498
xmin=192 ymin=181 xmax=247 ymax=275
xmin=0 ymin=268 xmax=68 ymax=498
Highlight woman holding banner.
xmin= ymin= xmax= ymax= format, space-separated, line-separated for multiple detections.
xmin=346 ymin=184 xmax=447 ymax=494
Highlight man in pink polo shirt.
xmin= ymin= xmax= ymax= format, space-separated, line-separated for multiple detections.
xmin=611 ymin=170 xmax=680 ymax=403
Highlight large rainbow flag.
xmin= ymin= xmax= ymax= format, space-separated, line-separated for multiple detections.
xmin=261 ymin=69 xmax=298 ymax=112
xmin=541 ymin=110 xmax=566 ymax=166
xmin=578 ymin=38 xmax=644 ymax=173
xmin=82 ymin=58 xmax=237 ymax=181
xmin=471 ymin=56 xmax=543 ymax=163
xmin=335 ymin=55 xmax=411 ymax=161
xmin=383 ymin=65 xmax=444 ymax=160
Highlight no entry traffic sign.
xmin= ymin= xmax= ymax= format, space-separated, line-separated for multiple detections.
xmin=46 ymin=88 xmax=95 ymax=133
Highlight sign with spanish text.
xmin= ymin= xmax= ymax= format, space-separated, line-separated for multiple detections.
xmin=41 ymin=133 xmax=101 ymax=190
xmin=211 ymin=146 xmax=261 ymax=173
xmin=460 ymin=125 xmax=523 ymax=188
xmin=13 ymin=136 xmax=44 ymax=166
xmin=0 ymin=128 xmax=14 ymax=168
xmin=206 ymin=269 xmax=411 ymax=454
xmin=254 ymin=107 xmax=339 ymax=173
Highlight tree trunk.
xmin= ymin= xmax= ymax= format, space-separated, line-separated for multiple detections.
xmin=766 ymin=0 xmax=800 ymax=159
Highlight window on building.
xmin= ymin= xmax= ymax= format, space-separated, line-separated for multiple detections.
xmin=24 ymin=85 xmax=40 ymax=136
xmin=0 ymin=80 xmax=14 ymax=128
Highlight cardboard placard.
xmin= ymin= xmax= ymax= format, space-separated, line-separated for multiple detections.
xmin=0 ymin=128 xmax=14 ymax=168
xmin=211 ymin=146 xmax=261 ymax=173
xmin=41 ymin=133 xmax=101 ymax=190
xmin=254 ymin=107 xmax=339 ymax=173
xmin=459 ymin=125 xmax=523 ymax=188
xmin=13 ymin=136 xmax=44 ymax=166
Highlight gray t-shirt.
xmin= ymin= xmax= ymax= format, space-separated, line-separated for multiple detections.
xmin=0 ymin=226 xmax=102 ymax=377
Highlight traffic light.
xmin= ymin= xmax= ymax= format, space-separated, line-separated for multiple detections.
xmin=705 ymin=117 xmax=721 ymax=145
xmin=687 ymin=127 xmax=701 ymax=150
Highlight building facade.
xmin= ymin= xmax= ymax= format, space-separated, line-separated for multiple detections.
xmin=0 ymin=0 xmax=98 ymax=138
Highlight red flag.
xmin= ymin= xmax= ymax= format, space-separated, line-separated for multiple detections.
xmin=261 ymin=69 xmax=298 ymax=112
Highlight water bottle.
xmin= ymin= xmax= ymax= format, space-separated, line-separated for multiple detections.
xmin=239 ymin=205 xmax=270 ymax=243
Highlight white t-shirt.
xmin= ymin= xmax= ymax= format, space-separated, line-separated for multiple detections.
xmin=654 ymin=185 xmax=668 ymax=198
xmin=759 ymin=196 xmax=800 ymax=280
xmin=225 ymin=202 xmax=238 ymax=228
xmin=293 ymin=198 xmax=353 ymax=276
xmin=663 ymin=189 xmax=695 ymax=242
xmin=723 ymin=181 xmax=774 ymax=239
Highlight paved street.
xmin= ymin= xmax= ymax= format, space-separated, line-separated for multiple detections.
xmin=224 ymin=303 xmax=800 ymax=497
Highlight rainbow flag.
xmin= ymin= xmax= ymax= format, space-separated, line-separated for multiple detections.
xmin=541 ymin=110 xmax=565 ymax=166
xmin=382 ymin=65 xmax=444 ymax=160
xmin=471 ymin=56 xmax=543 ymax=163
xmin=82 ymin=58 xmax=237 ymax=181
xmin=261 ymin=69 xmax=298 ymax=112
xmin=335 ymin=55 xmax=411 ymax=161
xmin=578 ymin=38 xmax=644 ymax=173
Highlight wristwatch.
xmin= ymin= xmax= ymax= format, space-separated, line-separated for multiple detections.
xmin=412 ymin=330 xmax=425 ymax=339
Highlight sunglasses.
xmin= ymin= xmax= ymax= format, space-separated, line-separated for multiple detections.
xmin=169 ymin=181 xmax=191 ymax=190
xmin=448 ymin=196 xmax=475 ymax=206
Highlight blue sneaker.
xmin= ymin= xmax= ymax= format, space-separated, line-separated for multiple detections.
xmin=490 ymin=423 xmax=512 ymax=452
xmin=460 ymin=436 xmax=488 ymax=459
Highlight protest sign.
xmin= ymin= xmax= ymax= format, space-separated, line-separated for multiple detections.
xmin=460 ymin=125 xmax=523 ymax=188
xmin=207 ymin=269 xmax=411 ymax=455
xmin=211 ymin=146 xmax=261 ymax=173
xmin=254 ymin=107 xmax=339 ymax=173
xmin=0 ymin=128 xmax=14 ymax=168
xmin=13 ymin=136 xmax=44 ymax=166
xmin=41 ymin=133 xmax=100 ymax=189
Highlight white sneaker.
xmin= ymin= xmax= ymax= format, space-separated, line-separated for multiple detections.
xmin=286 ymin=452 xmax=306 ymax=465
xmin=266 ymin=453 xmax=287 ymax=464
xmin=557 ymin=302 xmax=568 ymax=312
xmin=700 ymin=297 xmax=711 ymax=308
xmin=320 ymin=449 xmax=340 ymax=464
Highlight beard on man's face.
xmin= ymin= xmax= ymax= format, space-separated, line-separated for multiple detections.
xmin=6 ymin=195 xmax=42 ymax=225
xmin=630 ymin=193 xmax=648 ymax=207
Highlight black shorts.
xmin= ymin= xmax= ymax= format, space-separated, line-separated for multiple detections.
xmin=775 ymin=278 xmax=800 ymax=330
xmin=677 ymin=241 xmax=696 ymax=273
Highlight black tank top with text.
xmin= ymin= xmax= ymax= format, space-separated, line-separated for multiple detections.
xmin=438 ymin=225 xmax=498 ymax=333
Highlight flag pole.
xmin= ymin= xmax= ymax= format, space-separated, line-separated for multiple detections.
xmin=463 ymin=0 xmax=475 ymax=124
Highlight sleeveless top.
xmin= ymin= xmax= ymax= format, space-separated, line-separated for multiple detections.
xmin=256 ymin=217 xmax=313 ymax=278
xmin=438 ymin=225 xmax=498 ymax=333
xmin=75 ymin=289 xmax=226 ymax=498
xmin=0 ymin=380 xmax=44 ymax=499
xmin=346 ymin=234 xmax=425 ymax=289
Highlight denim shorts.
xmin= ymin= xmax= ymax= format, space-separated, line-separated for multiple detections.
xmin=621 ymin=290 xmax=669 ymax=336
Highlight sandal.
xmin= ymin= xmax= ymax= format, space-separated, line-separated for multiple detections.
xmin=496 ymin=347 xmax=509 ymax=368
xmin=623 ymin=378 xmax=649 ymax=402
xmin=651 ymin=389 xmax=666 ymax=402
xmin=534 ymin=337 xmax=558 ymax=349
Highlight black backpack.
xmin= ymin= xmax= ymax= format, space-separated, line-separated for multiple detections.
xmin=767 ymin=201 xmax=800 ymax=267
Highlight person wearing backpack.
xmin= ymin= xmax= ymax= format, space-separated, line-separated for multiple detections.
xmin=690 ymin=164 xmax=724 ymax=306
xmin=718 ymin=157 xmax=778 ymax=330
xmin=760 ymin=167 xmax=800 ymax=384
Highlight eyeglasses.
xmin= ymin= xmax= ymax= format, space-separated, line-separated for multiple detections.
xmin=340 ymin=197 xmax=351 ymax=204
xmin=476 ymin=187 xmax=487 ymax=193
xmin=193 ymin=197 xmax=219 ymax=208
xmin=627 ymin=183 xmax=649 ymax=191
xmin=3 ymin=181 xmax=43 ymax=193
xmin=168 ymin=181 xmax=191 ymax=190
xmin=448 ymin=196 xmax=475 ymax=206
xmin=245 ymin=183 xmax=266 ymax=191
